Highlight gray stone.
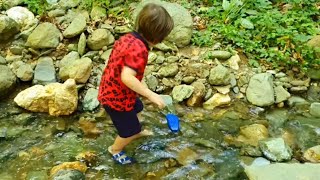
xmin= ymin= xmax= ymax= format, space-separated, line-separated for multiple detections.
xmin=250 ymin=157 xmax=270 ymax=167
xmin=245 ymin=163 xmax=320 ymax=180
xmin=9 ymin=46 xmax=24 ymax=55
xmin=0 ymin=65 xmax=16 ymax=97
xmin=60 ymin=51 xmax=80 ymax=68
xmin=52 ymin=170 xmax=85 ymax=180
xmin=7 ymin=7 xmax=36 ymax=30
xmin=63 ymin=15 xmax=86 ymax=38
xmin=309 ymin=102 xmax=320 ymax=117
xmin=87 ymin=29 xmax=114 ymax=50
xmin=133 ymin=0 xmax=193 ymax=47
xmin=0 ymin=15 xmax=19 ymax=41
xmin=274 ymin=86 xmax=290 ymax=103
xmin=5 ymin=55 xmax=22 ymax=63
xmin=114 ymin=26 xmax=132 ymax=34
xmin=290 ymin=86 xmax=308 ymax=93
xmin=33 ymin=57 xmax=56 ymax=85
xmin=59 ymin=57 xmax=92 ymax=84
xmin=172 ymin=85 xmax=194 ymax=102
xmin=156 ymin=55 xmax=165 ymax=64
xmin=259 ymin=138 xmax=292 ymax=162
xmin=167 ymin=56 xmax=179 ymax=63
xmin=145 ymin=74 xmax=158 ymax=91
xmin=90 ymin=4 xmax=107 ymax=20
xmin=210 ymin=50 xmax=232 ymax=60
xmin=148 ymin=51 xmax=157 ymax=64
xmin=158 ymin=64 xmax=179 ymax=77
xmin=208 ymin=64 xmax=230 ymax=86
xmin=275 ymin=72 xmax=286 ymax=78
xmin=78 ymin=33 xmax=86 ymax=56
xmin=48 ymin=9 xmax=66 ymax=17
xmin=82 ymin=88 xmax=99 ymax=111
xmin=26 ymin=23 xmax=61 ymax=49
xmin=154 ymin=41 xmax=178 ymax=52
xmin=246 ymin=73 xmax=274 ymax=106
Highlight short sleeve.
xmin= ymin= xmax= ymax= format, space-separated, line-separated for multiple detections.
xmin=124 ymin=44 xmax=147 ymax=74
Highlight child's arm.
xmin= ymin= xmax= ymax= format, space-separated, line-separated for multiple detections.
xmin=121 ymin=66 xmax=165 ymax=109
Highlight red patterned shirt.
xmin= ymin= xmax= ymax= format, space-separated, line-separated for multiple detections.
xmin=98 ymin=32 xmax=149 ymax=111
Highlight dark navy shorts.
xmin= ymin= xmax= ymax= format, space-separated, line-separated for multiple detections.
xmin=104 ymin=98 xmax=143 ymax=138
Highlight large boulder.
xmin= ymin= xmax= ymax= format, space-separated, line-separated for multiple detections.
xmin=26 ymin=23 xmax=62 ymax=49
xmin=0 ymin=15 xmax=20 ymax=41
xmin=14 ymin=79 xmax=78 ymax=116
xmin=246 ymin=73 xmax=275 ymax=106
xmin=0 ymin=65 xmax=16 ymax=98
xmin=87 ymin=29 xmax=114 ymax=50
xmin=59 ymin=58 xmax=92 ymax=84
xmin=133 ymin=0 xmax=193 ymax=47
xmin=6 ymin=7 xmax=36 ymax=30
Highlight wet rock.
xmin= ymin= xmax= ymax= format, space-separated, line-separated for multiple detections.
xmin=158 ymin=64 xmax=179 ymax=77
xmin=163 ymin=163 xmax=214 ymax=180
xmin=274 ymin=86 xmax=291 ymax=103
xmin=0 ymin=15 xmax=19 ymax=41
xmin=240 ymin=146 xmax=263 ymax=157
xmin=26 ymin=171 xmax=48 ymax=180
xmin=210 ymin=50 xmax=232 ymax=60
xmin=307 ymin=84 xmax=320 ymax=101
xmin=0 ymin=65 xmax=17 ymax=97
xmin=176 ymin=148 xmax=199 ymax=165
xmin=303 ymin=145 xmax=320 ymax=163
xmin=133 ymin=0 xmax=192 ymax=47
xmin=87 ymin=29 xmax=114 ymax=50
xmin=287 ymin=96 xmax=309 ymax=107
xmin=51 ymin=169 xmax=85 ymax=180
xmin=309 ymin=102 xmax=320 ymax=117
xmin=172 ymin=85 xmax=194 ymax=102
xmin=236 ymin=124 xmax=269 ymax=147
xmin=90 ymin=4 xmax=107 ymax=21
xmin=33 ymin=57 xmax=56 ymax=85
xmin=265 ymin=109 xmax=288 ymax=130
xmin=246 ymin=73 xmax=274 ymax=106
xmin=203 ymin=93 xmax=231 ymax=110
xmin=145 ymin=74 xmax=158 ymax=91
xmin=59 ymin=57 xmax=93 ymax=84
xmin=26 ymin=23 xmax=61 ymax=49
xmin=245 ymin=163 xmax=320 ymax=180
xmin=208 ymin=64 xmax=230 ymax=86
xmin=14 ymin=79 xmax=78 ymax=116
xmin=63 ymin=15 xmax=86 ymax=38
xmin=10 ymin=61 xmax=33 ymax=81
xmin=250 ymin=157 xmax=270 ymax=166
xmin=259 ymin=138 xmax=292 ymax=162
xmin=78 ymin=33 xmax=86 ymax=56
xmin=82 ymin=88 xmax=99 ymax=111
xmin=187 ymin=81 xmax=206 ymax=107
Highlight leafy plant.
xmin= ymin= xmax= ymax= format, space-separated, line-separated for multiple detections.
xmin=23 ymin=0 xmax=48 ymax=15
xmin=191 ymin=0 xmax=320 ymax=69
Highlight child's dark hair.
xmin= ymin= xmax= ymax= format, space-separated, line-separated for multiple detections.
xmin=135 ymin=3 xmax=174 ymax=44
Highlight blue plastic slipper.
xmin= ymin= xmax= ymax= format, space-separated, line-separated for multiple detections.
xmin=112 ymin=151 xmax=135 ymax=165
xmin=166 ymin=113 xmax=180 ymax=133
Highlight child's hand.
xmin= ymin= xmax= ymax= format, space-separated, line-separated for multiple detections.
xmin=148 ymin=93 xmax=166 ymax=109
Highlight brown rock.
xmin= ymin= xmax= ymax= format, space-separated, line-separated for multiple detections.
xmin=50 ymin=161 xmax=87 ymax=177
xmin=187 ymin=81 xmax=206 ymax=107
xmin=236 ymin=124 xmax=269 ymax=146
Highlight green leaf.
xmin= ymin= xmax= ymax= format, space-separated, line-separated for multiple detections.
xmin=240 ymin=18 xmax=254 ymax=29
xmin=222 ymin=0 xmax=230 ymax=11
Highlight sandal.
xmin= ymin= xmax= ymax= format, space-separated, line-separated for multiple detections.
xmin=108 ymin=146 xmax=135 ymax=165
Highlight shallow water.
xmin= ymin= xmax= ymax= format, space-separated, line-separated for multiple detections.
xmin=0 ymin=88 xmax=319 ymax=179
